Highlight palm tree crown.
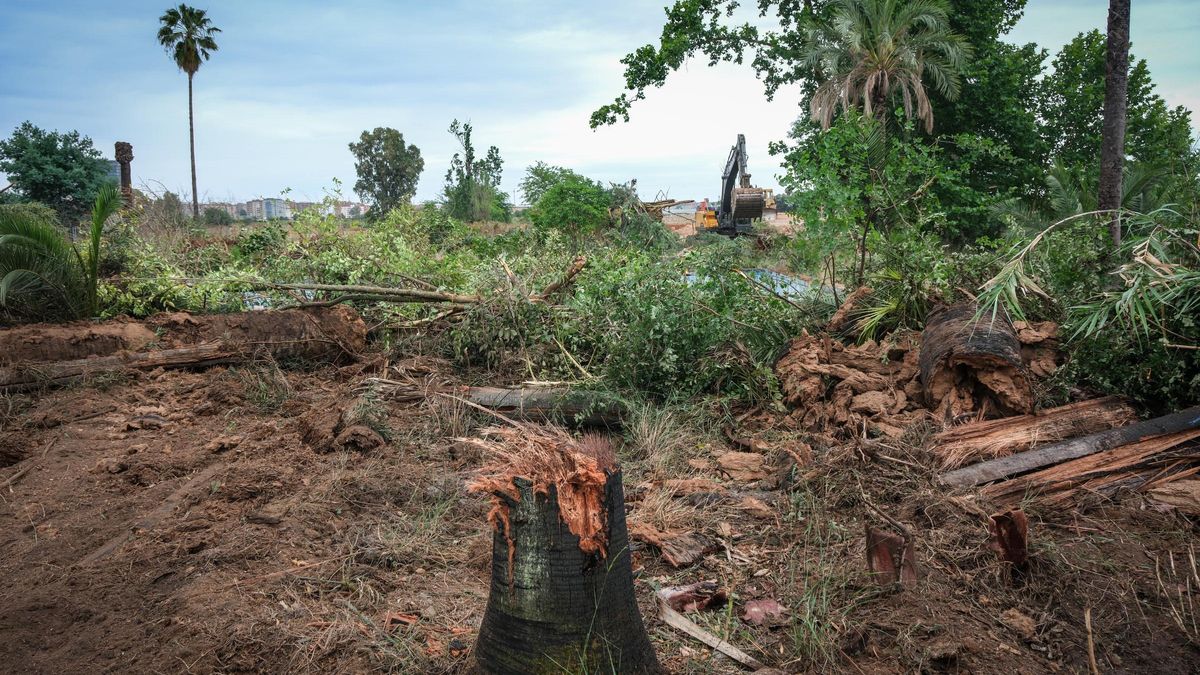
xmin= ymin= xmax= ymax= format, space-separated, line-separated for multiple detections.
xmin=157 ymin=4 xmax=220 ymax=75
xmin=803 ymin=0 xmax=970 ymax=133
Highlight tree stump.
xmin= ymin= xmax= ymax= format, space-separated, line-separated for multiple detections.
xmin=473 ymin=469 xmax=659 ymax=674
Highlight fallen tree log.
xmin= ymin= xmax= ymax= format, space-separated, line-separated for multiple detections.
xmin=0 ymin=306 xmax=366 ymax=392
xmin=259 ymin=256 xmax=589 ymax=309
xmin=933 ymin=397 xmax=1137 ymax=469
xmin=941 ymin=405 xmax=1200 ymax=488
xmin=919 ymin=303 xmax=1032 ymax=420
xmin=363 ymin=377 xmax=625 ymax=427
xmin=980 ymin=428 xmax=1200 ymax=506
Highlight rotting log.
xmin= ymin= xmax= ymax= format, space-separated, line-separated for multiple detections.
xmin=468 ymin=426 xmax=659 ymax=675
xmin=941 ymin=405 xmax=1200 ymax=488
xmin=0 ymin=317 xmax=157 ymax=366
xmin=933 ymin=397 xmax=1137 ymax=469
xmin=0 ymin=343 xmax=237 ymax=392
xmin=919 ymin=303 xmax=1032 ymax=420
xmin=0 ymin=306 xmax=366 ymax=392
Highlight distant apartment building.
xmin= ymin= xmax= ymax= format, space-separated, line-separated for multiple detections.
xmin=197 ymin=198 xmax=369 ymax=221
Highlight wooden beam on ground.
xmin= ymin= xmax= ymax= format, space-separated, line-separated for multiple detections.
xmin=940 ymin=405 xmax=1200 ymax=488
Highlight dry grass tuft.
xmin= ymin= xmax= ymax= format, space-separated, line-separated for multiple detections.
xmin=465 ymin=422 xmax=614 ymax=556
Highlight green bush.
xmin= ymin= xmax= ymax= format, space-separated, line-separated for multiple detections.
xmin=528 ymin=175 xmax=610 ymax=240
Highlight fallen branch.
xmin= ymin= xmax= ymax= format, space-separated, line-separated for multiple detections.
xmin=656 ymin=588 xmax=765 ymax=671
xmin=534 ymin=255 xmax=587 ymax=302
xmin=256 ymin=282 xmax=481 ymax=305
xmin=941 ymin=405 xmax=1200 ymax=488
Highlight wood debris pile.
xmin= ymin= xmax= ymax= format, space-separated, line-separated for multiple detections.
xmin=776 ymin=330 xmax=925 ymax=440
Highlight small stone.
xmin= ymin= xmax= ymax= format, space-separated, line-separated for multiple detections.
xmin=94 ymin=458 xmax=128 ymax=474
xmin=204 ymin=436 xmax=242 ymax=453
xmin=1001 ymin=608 xmax=1037 ymax=640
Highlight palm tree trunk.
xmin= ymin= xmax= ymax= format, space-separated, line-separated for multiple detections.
xmin=1098 ymin=0 xmax=1130 ymax=246
xmin=188 ymin=72 xmax=199 ymax=220
xmin=474 ymin=472 xmax=660 ymax=674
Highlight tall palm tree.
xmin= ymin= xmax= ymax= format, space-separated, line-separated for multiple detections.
xmin=157 ymin=4 xmax=220 ymax=220
xmin=1098 ymin=0 xmax=1131 ymax=245
xmin=802 ymin=0 xmax=970 ymax=133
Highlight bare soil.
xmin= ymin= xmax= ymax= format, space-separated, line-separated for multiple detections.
xmin=0 ymin=352 xmax=1196 ymax=673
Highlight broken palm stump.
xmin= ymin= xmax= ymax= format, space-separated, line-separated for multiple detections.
xmin=919 ymin=303 xmax=1032 ymax=421
xmin=467 ymin=424 xmax=659 ymax=675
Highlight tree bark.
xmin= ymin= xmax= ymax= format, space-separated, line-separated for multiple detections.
xmin=474 ymin=473 xmax=660 ymax=674
xmin=188 ymin=72 xmax=199 ymax=219
xmin=918 ymin=303 xmax=1032 ymax=420
xmin=941 ymin=405 xmax=1200 ymax=488
xmin=1098 ymin=0 xmax=1131 ymax=245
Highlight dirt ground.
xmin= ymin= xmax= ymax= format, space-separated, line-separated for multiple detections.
xmin=1 ymin=351 xmax=1197 ymax=673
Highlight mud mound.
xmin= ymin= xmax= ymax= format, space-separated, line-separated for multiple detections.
xmin=146 ymin=305 xmax=367 ymax=359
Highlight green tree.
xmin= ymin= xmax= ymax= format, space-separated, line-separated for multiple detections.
xmin=528 ymin=174 xmax=611 ymax=240
xmin=802 ymin=0 xmax=970 ymax=132
xmin=0 ymin=122 xmax=113 ymax=226
xmin=1038 ymin=30 xmax=1195 ymax=176
xmin=443 ymin=119 xmax=508 ymax=221
xmin=0 ymin=183 xmax=122 ymax=322
xmin=157 ymin=4 xmax=220 ymax=220
xmin=202 ymin=206 xmax=233 ymax=226
xmin=519 ymin=161 xmax=587 ymax=205
xmin=348 ymin=127 xmax=424 ymax=222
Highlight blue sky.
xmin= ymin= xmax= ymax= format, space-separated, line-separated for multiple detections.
xmin=0 ymin=0 xmax=1196 ymax=206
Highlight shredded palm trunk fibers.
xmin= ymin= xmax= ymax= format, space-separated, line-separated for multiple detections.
xmin=466 ymin=423 xmax=616 ymax=581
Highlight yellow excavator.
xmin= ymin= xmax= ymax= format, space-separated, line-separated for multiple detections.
xmin=696 ymin=134 xmax=767 ymax=236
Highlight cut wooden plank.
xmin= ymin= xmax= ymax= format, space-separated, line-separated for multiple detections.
xmin=933 ymin=397 xmax=1137 ymax=469
xmin=941 ymin=405 xmax=1200 ymax=488
xmin=980 ymin=428 xmax=1200 ymax=506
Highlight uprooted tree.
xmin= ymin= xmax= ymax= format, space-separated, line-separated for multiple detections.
xmin=466 ymin=424 xmax=659 ymax=675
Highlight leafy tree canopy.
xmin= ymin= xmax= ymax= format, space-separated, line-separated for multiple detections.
xmin=1037 ymin=30 xmax=1196 ymax=174
xmin=528 ymin=174 xmax=611 ymax=239
xmin=0 ymin=122 xmax=113 ymax=226
xmin=202 ymin=206 xmax=233 ymax=226
xmin=519 ymin=162 xmax=589 ymax=205
xmin=348 ymin=127 xmax=424 ymax=221
xmin=157 ymin=4 xmax=220 ymax=76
